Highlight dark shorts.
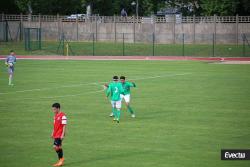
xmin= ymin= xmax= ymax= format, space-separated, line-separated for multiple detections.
xmin=8 ymin=67 xmax=14 ymax=74
xmin=53 ymin=138 xmax=62 ymax=147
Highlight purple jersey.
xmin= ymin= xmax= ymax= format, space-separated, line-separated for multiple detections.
xmin=6 ymin=55 xmax=16 ymax=64
xmin=5 ymin=55 xmax=16 ymax=74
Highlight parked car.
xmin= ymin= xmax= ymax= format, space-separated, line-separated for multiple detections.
xmin=66 ymin=14 xmax=86 ymax=21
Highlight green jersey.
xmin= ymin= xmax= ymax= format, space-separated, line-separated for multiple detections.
xmin=106 ymin=81 xmax=124 ymax=101
xmin=121 ymin=81 xmax=136 ymax=95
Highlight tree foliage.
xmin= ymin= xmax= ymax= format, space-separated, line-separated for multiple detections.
xmin=0 ymin=0 xmax=250 ymax=16
xmin=15 ymin=0 xmax=82 ymax=14
xmin=200 ymin=0 xmax=239 ymax=16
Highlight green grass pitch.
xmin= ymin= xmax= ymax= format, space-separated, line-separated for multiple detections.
xmin=1 ymin=41 xmax=249 ymax=57
xmin=0 ymin=60 xmax=250 ymax=167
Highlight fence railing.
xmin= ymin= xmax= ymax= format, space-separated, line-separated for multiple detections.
xmin=1 ymin=33 xmax=249 ymax=57
xmin=1 ymin=14 xmax=250 ymax=23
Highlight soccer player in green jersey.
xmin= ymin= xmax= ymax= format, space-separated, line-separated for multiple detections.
xmin=106 ymin=76 xmax=124 ymax=123
xmin=120 ymin=76 xmax=136 ymax=118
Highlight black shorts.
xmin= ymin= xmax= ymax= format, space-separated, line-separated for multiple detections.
xmin=54 ymin=138 xmax=62 ymax=147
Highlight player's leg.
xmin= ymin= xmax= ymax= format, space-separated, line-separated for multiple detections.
xmin=124 ymin=95 xmax=135 ymax=117
xmin=126 ymin=103 xmax=135 ymax=118
xmin=110 ymin=108 xmax=115 ymax=117
xmin=111 ymin=101 xmax=117 ymax=121
xmin=8 ymin=68 xmax=14 ymax=86
xmin=120 ymin=94 xmax=125 ymax=111
xmin=115 ymin=100 xmax=122 ymax=123
xmin=110 ymin=101 xmax=115 ymax=117
xmin=53 ymin=138 xmax=64 ymax=166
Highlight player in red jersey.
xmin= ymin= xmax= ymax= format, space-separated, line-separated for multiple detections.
xmin=51 ymin=103 xmax=67 ymax=166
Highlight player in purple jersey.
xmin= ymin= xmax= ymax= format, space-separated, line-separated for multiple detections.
xmin=5 ymin=50 xmax=17 ymax=86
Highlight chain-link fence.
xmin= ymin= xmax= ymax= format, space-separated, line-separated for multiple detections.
xmin=0 ymin=33 xmax=249 ymax=57
xmin=0 ymin=21 xmax=21 ymax=42
xmin=41 ymin=33 xmax=250 ymax=57
xmin=1 ymin=14 xmax=250 ymax=57
xmin=24 ymin=28 xmax=41 ymax=51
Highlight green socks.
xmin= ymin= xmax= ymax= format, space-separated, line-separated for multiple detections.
xmin=116 ymin=109 xmax=121 ymax=121
xmin=9 ymin=77 xmax=12 ymax=85
xmin=127 ymin=105 xmax=134 ymax=114
xmin=113 ymin=108 xmax=121 ymax=121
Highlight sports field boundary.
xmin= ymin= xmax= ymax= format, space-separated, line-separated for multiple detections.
xmin=1 ymin=55 xmax=250 ymax=61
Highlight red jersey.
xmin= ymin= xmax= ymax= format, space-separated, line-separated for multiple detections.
xmin=53 ymin=112 xmax=67 ymax=139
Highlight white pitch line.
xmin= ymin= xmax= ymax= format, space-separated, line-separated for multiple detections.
xmin=1 ymin=73 xmax=192 ymax=100
xmin=0 ymin=73 xmax=191 ymax=95
xmin=129 ymin=73 xmax=191 ymax=81
xmin=22 ymin=89 xmax=104 ymax=100
xmin=0 ymin=82 xmax=99 ymax=95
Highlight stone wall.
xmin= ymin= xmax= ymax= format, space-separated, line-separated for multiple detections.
xmin=2 ymin=20 xmax=250 ymax=44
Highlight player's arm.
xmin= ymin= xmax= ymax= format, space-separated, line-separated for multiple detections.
xmin=13 ymin=57 xmax=17 ymax=64
xmin=106 ymin=85 xmax=111 ymax=97
xmin=5 ymin=57 xmax=9 ymax=66
xmin=129 ymin=82 xmax=136 ymax=87
xmin=103 ymin=83 xmax=109 ymax=90
xmin=119 ymin=84 xmax=125 ymax=95
xmin=104 ymin=83 xmax=109 ymax=88
xmin=51 ymin=130 xmax=54 ymax=138
xmin=60 ymin=125 xmax=66 ymax=139
xmin=61 ymin=115 xmax=67 ymax=139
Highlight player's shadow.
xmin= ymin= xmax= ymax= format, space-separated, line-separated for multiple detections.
xmin=65 ymin=150 xmax=151 ymax=166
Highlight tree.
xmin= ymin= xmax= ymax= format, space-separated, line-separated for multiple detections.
xmin=15 ymin=0 xmax=83 ymax=14
xmin=140 ymin=0 xmax=154 ymax=16
xmin=0 ymin=0 xmax=20 ymax=14
xmin=2 ymin=0 xmax=249 ymax=16
xmin=200 ymin=0 xmax=239 ymax=16
xmin=236 ymin=0 xmax=250 ymax=16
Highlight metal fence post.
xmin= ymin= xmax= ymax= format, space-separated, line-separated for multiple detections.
xmin=5 ymin=18 xmax=8 ymax=42
xmin=76 ymin=14 xmax=79 ymax=41
xmin=36 ymin=28 xmax=39 ymax=49
xmin=152 ymin=33 xmax=155 ymax=56
xmin=57 ymin=14 xmax=60 ymax=41
xmin=236 ymin=14 xmax=239 ymax=45
xmin=20 ymin=13 xmax=23 ymax=41
xmin=242 ymin=34 xmax=246 ymax=57
xmin=153 ymin=15 xmax=156 ymax=38
xmin=133 ymin=16 xmax=135 ymax=43
xmin=193 ymin=15 xmax=195 ymax=44
xmin=95 ymin=16 xmax=97 ymax=41
xmin=114 ymin=15 xmax=116 ymax=42
xmin=28 ymin=13 xmax=31 ymax=27
xmin=2 ymin=13 xmax=6 ymax=41
xmin=123 ymin=33 xmax=125 ymax=56
xmin=173 ymin=15 xmax=176 ymax=44
xmin=28 ymin=29 xmax=31 ymax=50
xmin=62 ymin=34 xmax=65 ymax=56
xmin=212 ymin=33 xmax=215 ymax=57
xmin=182 ymin=33 xmax=184 ymax=56
xmin=39 ymin=13 xmax=41 ymax=29
xmin=24 ymin=28 xmax=27 ymax=50
xmin=39 ymin=28 xmax=41 ymax=50
xmin=93 ymin=33 xmax=95 ymax=56
xmin=1 ymin=13 xmax=4 ymax=21
xmin=214 ymin=14 xmax=217 ymax=45
xmin=1 ymin=13 xmax=4 ymax=34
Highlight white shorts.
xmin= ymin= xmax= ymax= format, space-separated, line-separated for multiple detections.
xmin=111 ymin=100 xmax=122 ymax=109
xmin=120 ymin=94 xmax=130 ymax=103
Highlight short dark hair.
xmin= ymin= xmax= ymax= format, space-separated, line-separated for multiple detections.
xmin=52 ymin=103 xmax=60 ymax=109
xmin=10 ymin=50 xmax=14 ymax=53
xmin=113 ymin=76 xmax=119 ymax=80
xmin=120 ymin=76 xmax=125 ymax=80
